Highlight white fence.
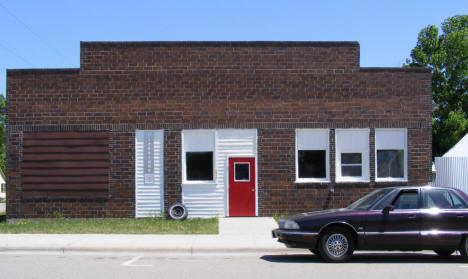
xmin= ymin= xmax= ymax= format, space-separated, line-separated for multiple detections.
xmin=434 ymin=157 xmax=468 ymax=194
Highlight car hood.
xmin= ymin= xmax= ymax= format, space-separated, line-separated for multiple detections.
xmin=287 ymin=208 xmax=358 ymax=222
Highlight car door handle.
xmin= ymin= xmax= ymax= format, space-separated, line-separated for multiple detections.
xmin=457 ymin=215 xmax=464 ymax=218
xmin=407 ymin=215 xmax=417 ymax=219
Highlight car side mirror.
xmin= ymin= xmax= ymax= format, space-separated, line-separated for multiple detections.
xmin=382 ymin=205 xmax=394 ymax=214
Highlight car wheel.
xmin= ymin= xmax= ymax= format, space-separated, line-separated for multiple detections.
xmin=460 ymin=236 xmax=468 ymax=260
xmin=318 ymin=227 xmax=354 ymax=262
xmin=168 ymin=203 xmax=188 ymax=220
xmin=434 ymin=250 xmax=454 ymax=257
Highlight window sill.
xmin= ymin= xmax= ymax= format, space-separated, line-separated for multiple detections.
xmin=182 ymin=181 xmax=217 ymax=186
xmin=295 ymin=179 xmax=330 ymax=184
xmin=375 ymin=178 xmax=408 ymax=183
xmin=336 ymin=178 xmax=370 ymax=183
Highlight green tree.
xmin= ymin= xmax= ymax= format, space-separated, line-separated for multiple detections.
xmin=0 ymin=94 xmax=5 ymax=172
xmin=405 ymin=15 xmax=468 ymax=157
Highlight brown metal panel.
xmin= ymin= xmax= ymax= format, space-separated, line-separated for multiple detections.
xmin=23 ymin=168 xmax=108 ymax=176
xmin=22 ymin=153 xmax=109 ymax=161
xmin=23 ymin=146 xmax=108 ymax=153
xmin=22 ymin=191 xmax=109 ymax=198
xmin=22 ymin=183 xmax=109 ymax=191
xmin=23 ymin=139 xmax=108 ymax=147
xmin=23 ymin=132 xmax=109 ymax=140
xmin=22 ymin=161 xmax=110 ymax=169
xmin=21 ymin=131 xmax=110 ymax=199
xmin=23 ymin=176 xmax=108 ymax=183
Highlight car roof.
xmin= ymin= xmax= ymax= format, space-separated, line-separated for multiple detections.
xmin=379 ymin=185 xmax=460 ymax=192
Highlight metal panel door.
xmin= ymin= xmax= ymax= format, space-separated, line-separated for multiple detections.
xmin=228 ymin=157 xmax=255 ymax=217
xmin=135 ymin=130 xmax=164 ymax=218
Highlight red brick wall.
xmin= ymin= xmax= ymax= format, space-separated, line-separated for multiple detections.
xmin=6 ymin=42 xmax=432 ymax=218
xmin=258 ymin=127 xmax=432 ymax=216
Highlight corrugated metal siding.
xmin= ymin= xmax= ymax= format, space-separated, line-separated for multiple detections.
xmin=182 ymin=129 xmax=257 ymax=218
xmin=135 ymin=130 xmax=164 ymax=218
xmin=434 ymin=157 xmax=468 ymax=194
xmin=22 ymin=132 xmax=109 ymax=198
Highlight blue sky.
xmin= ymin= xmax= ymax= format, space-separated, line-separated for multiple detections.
xmin=1 ymin=0 xmax=467 ymax=95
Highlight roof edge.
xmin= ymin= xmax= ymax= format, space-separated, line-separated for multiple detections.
xmin=7 ymin=68 xmax=80 ymax=76
xmin=360 ymin=67 xmax=431 ymax=73
xmin=80 ymin=41 xmax=360 ymax=48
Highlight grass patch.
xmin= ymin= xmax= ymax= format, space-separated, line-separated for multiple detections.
xmin=0 ymin=214 xmax=218 ymax=234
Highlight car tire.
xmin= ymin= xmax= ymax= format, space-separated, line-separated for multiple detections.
xmin=168 ymin=203 xmax=188 ymax=220
xmin=460 ymin=236 xmax=468 ymax=260
xmin=434 ymin=250 xmax=454 ymax=257
xmin=318 ymin=227 xmax=354 ymax=263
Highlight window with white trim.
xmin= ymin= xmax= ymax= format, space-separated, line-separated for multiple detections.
xmin=335 ymin=129 xmax=370 ymax=182
xmin=375 ymin=129 xmax=407 ymax=181
xmin=234 ymin=163 xmax=250 ymax=182
xmin=295 ymin=129 xmax=329 ymax=182
xmin=182 ymin=130 xmax=215 ymax=183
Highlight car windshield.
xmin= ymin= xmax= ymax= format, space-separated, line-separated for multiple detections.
xmin=347 ymin=188 xmax=393 ymax=210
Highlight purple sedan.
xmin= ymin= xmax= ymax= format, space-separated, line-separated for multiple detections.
xmin=272 ymin=186 xmax=468 ymax=262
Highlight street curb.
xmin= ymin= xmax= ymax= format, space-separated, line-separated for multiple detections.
xmin=0 ymin=246 xmax=296 ymax=255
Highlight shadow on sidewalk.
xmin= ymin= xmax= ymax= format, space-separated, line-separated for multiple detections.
xmin=261 ymin=252 xmax=466 ymax=264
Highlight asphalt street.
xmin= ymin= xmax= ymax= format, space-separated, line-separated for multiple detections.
xmin=0 ymin=251 xmax=467 ymax=279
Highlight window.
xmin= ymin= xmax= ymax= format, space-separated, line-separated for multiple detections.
xmin=375 ymin=129 xmax=407 ymax=181
xmin=182 ymin=130 xmax=215 ymax=183
xmin=186 ymin=152 xmax=213 ymax=180
xmin=295 ymin=129 xmax=329 ymax=182
xmin=372 ymin=190 xmax=399 ymax=210
xmin=341 ymin=153 xmax=362 ymax=176
xmin=393 ymin=191 xmax=418 ymax=210
xmin=422 ymin=189 xmax=468 ymax=209
xmin=298 ymin=151 xmax=326 ymax=178
xmin=347 ymin=188 xmax=393 ymax=210
xmin=234 ymin=163 xmax=250 ymax=181
xmin=450 ymin=191 xmax=468 ymax=209
xmin=335 ymin=129 xmax=369 ymax=182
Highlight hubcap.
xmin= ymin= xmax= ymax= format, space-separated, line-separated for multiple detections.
xmin=326 ymin=233 xmax=349 ymax=258
xmin=172 ymin=207 xmax=183 ymax=217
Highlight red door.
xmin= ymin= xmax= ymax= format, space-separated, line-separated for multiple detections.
xmin=229 ymin=157 xmax=255 ymax=216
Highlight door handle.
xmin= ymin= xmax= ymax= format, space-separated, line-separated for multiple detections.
xmin=251 ymin=189 xmax=255 ymax=192
xmin=457 ymin=215 xmax=465 ymax=218
xmin=407 ymin=215 xmax=417 ymax=219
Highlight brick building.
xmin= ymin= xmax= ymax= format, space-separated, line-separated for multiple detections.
xmin=6 ymin=41 xmax=432 ymax=219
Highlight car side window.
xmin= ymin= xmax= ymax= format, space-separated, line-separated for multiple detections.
xmin=449 ymin=191 xmax=468 ymax=209
xmin=373 ymin=190 xmax=399 ymax=210
xmin=422 ymin=189 xmax=459 ymax=209
xmin=393 ymin=191 xmax=418 ymax=210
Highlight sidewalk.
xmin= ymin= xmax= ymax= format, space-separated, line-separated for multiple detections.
xmin=0 ymin=217 xmax=301 ymax=255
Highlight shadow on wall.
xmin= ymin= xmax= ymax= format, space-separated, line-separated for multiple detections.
xmin=322 ymin=189 xmax=334 ymax=210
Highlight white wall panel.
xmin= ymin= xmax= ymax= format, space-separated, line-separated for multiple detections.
xmin=182 ymin=129 xmax=257 ymax=218
xmin=435 ymin=157 xmax=468 ymax=194
xmin=183 ymin=130 xmax=215 ymax=152
xmin=135 ymin=130 xmax=164 ymax=218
